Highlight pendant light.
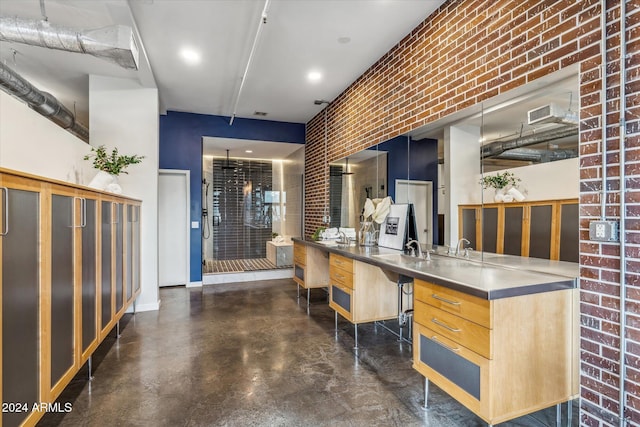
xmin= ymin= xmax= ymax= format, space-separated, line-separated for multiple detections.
xmin=222 ymin=149 xmax=235 ymax=170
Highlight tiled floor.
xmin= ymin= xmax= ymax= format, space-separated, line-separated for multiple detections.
xmin=203 ymin=258 xmax=292 ymax=274
xmin=39 ymin=280 xmax=577 ymax=426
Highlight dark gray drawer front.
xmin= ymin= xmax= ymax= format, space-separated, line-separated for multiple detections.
xmin=420 ymin=334 xmax=480 ymax=400
xmin=332 ymin=285 xmax=350 ymax=312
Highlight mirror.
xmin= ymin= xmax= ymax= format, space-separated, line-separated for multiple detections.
xmin=329 ymin=66 xmax=579 ymax=260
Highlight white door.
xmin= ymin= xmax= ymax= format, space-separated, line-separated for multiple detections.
xmin=158 ymin=170 xmax=190 ymax=287
xmin=395 ymin=180 xmax=433 ymax=246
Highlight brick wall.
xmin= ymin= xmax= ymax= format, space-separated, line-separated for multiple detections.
xmin=304 ymin=0 xmax=639 ymax=425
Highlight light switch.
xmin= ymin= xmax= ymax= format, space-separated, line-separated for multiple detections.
xmin=191 ymin=221 xmax=199 ymax=229
xmin=589 ymin=220 xmax=618 ymax=242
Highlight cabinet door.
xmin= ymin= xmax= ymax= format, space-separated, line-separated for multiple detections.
xmin=529 ymin=204 xmax=553 ymax=259
xmin=132 ymin=205 xmax=141 ymax=295
xmin=81 ymin=198 xmax=98 ymax=355
xmin=503 ymin=206 xmax=524 ymax=256
xmin=482 ymin=207 xmax=498 ymax=253
xmin=126 ymin=205 xmax=134 ymax=304
xmin=101 ymin=201 xmax=113 ymax=331
xmin=1 ymin=181 xmax=41 ymax=427
xmin=558 ymin=203 xmax=579 ymax=262
xmin=460 ymin=207 xmax=478 ymax=250
xmin=115 ymin=203 xmax=124 ymax=314
xmin=50 ymin=191 xmax=76 ymax=390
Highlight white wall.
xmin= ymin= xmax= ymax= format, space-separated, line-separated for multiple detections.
xmin=0 ymin=92 xmax=94 ymax=181
xmin=90 ymin=75 xmax=159 ymax=312
xmin=479 ymin=158 xmax=579 ymax=202
xmin=444 ymin=125 xmax=481 ymax=246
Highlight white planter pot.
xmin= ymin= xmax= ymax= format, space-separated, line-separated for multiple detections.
xmin=88 ymin=171 xmax=122 ymax=194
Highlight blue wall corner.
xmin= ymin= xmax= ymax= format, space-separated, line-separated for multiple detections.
xmin=379 ymin=136 xmax=439 ymax=244
xmin=159 ymin=111 xmax=305 ymax=282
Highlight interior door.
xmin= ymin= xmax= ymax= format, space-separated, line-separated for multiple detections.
xmin=395 ymin=180 xmax=433 ymax=246
xmin=158 ymin=170 xmax=189 ymax=287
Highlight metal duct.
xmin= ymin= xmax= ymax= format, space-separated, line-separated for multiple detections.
xmin=481 ymin=126 xmax=578 ymax=159
xmin=494 ymin=147 xmax=577 ymax=163
xmin=0 ymin=61 xmax=89 ymax=142
xmin=0 ymin=16 xmax=139 ymax=70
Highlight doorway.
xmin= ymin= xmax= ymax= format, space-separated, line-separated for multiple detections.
xmin=158 ymin=170 xmax=190 ymax=287
xmin=395 ymin=179 xmax=433 ymax=246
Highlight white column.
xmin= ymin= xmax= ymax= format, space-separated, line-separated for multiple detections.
xmin=90 ymin=75 xmax=160 ymax=311
xmin=444 ymin=125 xmax=481 ymax=247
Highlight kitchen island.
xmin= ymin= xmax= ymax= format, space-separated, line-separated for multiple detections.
xmin=292 ymin=237 xmax=578 ymax=426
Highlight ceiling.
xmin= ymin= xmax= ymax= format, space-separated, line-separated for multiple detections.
xmin=0 ymin=0 xmax=446 ymax=131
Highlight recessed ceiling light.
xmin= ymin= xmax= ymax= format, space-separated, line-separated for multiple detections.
xmin=338 ymin=36 xmax=351 ymax=44
xmin=307 ymin=70 xmax=322 ymax=83
xmin=180 ymin=48 xmax=201 ymax=65
xmin=245 ymin=150 xmax=253 ymax=153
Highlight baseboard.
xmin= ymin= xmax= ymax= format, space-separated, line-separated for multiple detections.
xmin=134 ymin=300 xmax=161 ymax=312
xmin=203 ymin=268 xmax=293 ymax=285
xmin=187 ymin=281 xmax=203 ymax=288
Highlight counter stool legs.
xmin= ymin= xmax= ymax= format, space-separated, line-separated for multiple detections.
xmin=421 ymin=377 xmax=429 ymax=410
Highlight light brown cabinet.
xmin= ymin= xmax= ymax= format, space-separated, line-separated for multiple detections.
xmin=413 ymin=279 xmax=578 ymax=425
xmin=459 ymin=198 xmax=578 ymax=261
xmin=0 ymin=168 xmax=141 ymax=427
xmin=293 ymin=242 xmax=329 ymax=290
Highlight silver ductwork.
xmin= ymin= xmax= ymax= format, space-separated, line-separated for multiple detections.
xmin=0 ymin=16 xmax=139 ymax=70
xmin=494 ymin=147 xmax=577 ymax=162
xmin=0 ymin=61 xmax=89 ymax=142
xmin=481 ymin=126 xmax=578 ymax=160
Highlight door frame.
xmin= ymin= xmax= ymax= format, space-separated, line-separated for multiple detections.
xmin=158 ymin=169 xmax=191 ymax=287
xmin=395 ymin=179 xmax=433 ymax=245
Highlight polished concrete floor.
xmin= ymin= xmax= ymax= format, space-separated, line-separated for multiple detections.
xmin=40 ymin=279 xmax=577 ymax=426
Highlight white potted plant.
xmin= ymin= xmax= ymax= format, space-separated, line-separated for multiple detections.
xmin=84 ymin=145 xmax=144 ymax=193
xmin=480 ymin=171 xmax=523 ymax=202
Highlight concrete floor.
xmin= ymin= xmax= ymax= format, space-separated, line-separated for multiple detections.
xmin=39 ymin=279 xmax=576 ymax=426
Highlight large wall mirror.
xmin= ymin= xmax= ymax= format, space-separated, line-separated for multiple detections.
xmin=329 ymin=64 xmax=579 ymax=262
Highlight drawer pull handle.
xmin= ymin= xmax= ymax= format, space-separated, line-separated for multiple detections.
xmin=0 ymin=187 xmax=8 ymax=236
xmin=336 ymin=274 xmax=345 ymax=280
xmin=431 ymin=336 xmax=460 ymax=352
xmin=432 ymin=293 xmax=461 ymax=306
xmin=431 ymin=318 xmax=461 ymax=332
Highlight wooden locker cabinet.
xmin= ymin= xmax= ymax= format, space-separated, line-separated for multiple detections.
xmin=0 ymin=168 xmax=142 ymax=427
xmin=458 ymin=198 xmax=578 ymax=261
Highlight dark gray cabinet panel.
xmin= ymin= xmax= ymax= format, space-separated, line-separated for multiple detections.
xmin=529 ymin=205 xmax=552 ymax=259
xmin=503 ymin=206 xmax=523 ymax=256
xmin=331 ymin=285 xmax=350 ymax=313
xmin=115 ymin=204 xmax=124 ymax=312
xmin=461 ymin=208 xmax=477 ymax=250
xmin=50 ymin=194 xmax=75 ymax=386
xmin=2 ymin=189 xmax=40 ymax=427
xmin=420 ymin=334 xmax=481 ymax=400
xmin=482 ymin=207 xmax=498 ymax=253
xmin=559 ymin=203 xmax=579 ymax=263
xmin=101 ymin=201 xmax=112 ymax=329
xmin=82 ymin=199 xmax=97 ymax=351
xmin=133 ymin=205 xmax=141 ymax=294
xmin=126 ymin=205 xmax=133 ymax=302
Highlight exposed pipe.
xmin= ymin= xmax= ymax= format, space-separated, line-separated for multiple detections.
xmin=600 ymin=0 xmax=608 ymax=222
xmin=494 ymin=147 xmax=577 ymax=162
xmin=0 ymin=61 xmax=89 ymax=142
xmin=0 ymin=16 xmax=139 ymax=70
xmin=229 ymin=0 xmax=270 ymax=125
xmin=618 ymin=1 xmax=628 ymax=424
xmin=480 ymin=126 xmax=578 ymax=158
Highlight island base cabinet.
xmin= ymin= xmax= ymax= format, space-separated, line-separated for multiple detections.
xmin=413 ymin=280 xmax=577 ymax=425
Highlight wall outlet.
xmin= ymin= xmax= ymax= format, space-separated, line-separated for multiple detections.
xmin=589 ymin=220 xmax=619 ymax=242
xmin=191 ymin=221 xmax=199 ymax=229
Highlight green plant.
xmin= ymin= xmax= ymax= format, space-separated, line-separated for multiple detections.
xmin=480 ymin=171 xmax=521 ymax=189
xmin=271 ymin=232 xmax=279 ymax=239
xmin=84 ymin=145 xmax=144 ymax=176
xmin=311 ymin=227 xmax=326 ymax=241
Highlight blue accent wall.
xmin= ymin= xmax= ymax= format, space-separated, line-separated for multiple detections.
xmin=159 ymin=111 xmax=305 ymax=282
xmin=379 ymin=136 xmax=439 ymax=244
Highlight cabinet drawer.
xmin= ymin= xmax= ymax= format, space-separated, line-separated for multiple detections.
xmin=414 ymin=300 xmax=490 ymax=359
xmin=330 ymin=267 xmax=353 ymax=289
xmin=294 ymin=246 xmax=306 ymax=266
xmin=329 ymin=283 xmax=353 ymax=322
xmin=415 ymin=280 xmax=491 ymax=328
xmin=330 ymin=253 xmax=353 ymax=274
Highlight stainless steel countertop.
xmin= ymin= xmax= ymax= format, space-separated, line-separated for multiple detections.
xmin=293 ymin=238 xmax=577 ymax=300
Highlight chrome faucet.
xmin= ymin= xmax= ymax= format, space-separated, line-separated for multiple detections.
xmin=338 ymin=231 xmax=349 ymax=245
xmin=405 ymin=239 xmax=423 ymax=258
xmin=455 ymin=238 xmax=470 ymax=256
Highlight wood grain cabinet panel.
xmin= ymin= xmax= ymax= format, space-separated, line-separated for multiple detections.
xmin=413 ymin=278 xmax=577 ymax=425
